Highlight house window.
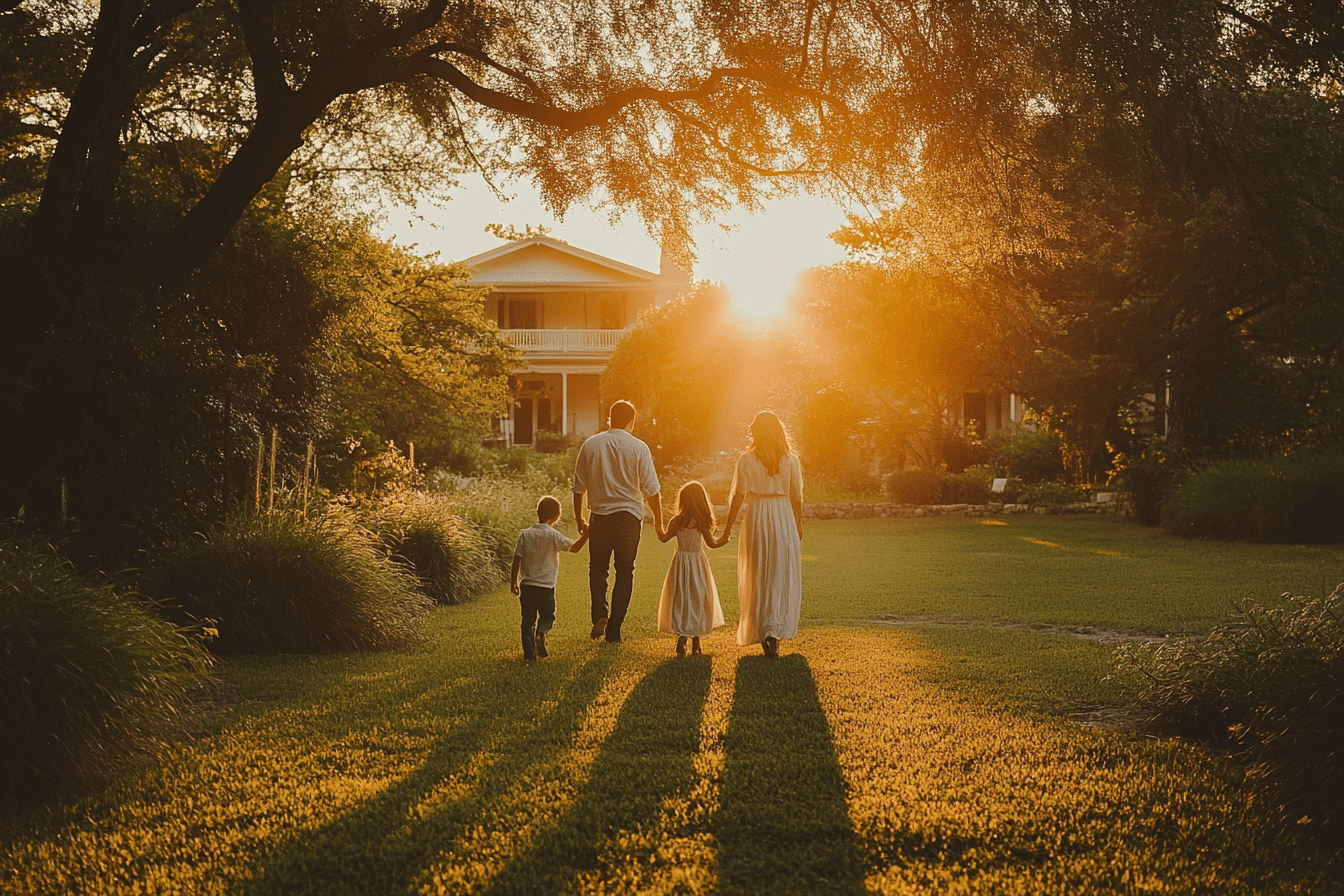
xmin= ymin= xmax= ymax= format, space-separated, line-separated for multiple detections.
xmin=599 ymin=296 xmax=624 ymax=329
xmin=508 ymin=298 xmax=538 ymax=329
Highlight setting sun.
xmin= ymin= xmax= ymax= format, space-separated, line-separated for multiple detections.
xmin=726 ymin=282 xmax=791 ymax=320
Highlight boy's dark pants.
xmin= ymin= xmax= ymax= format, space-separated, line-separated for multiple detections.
xmin=519 ymin=584 xmax=556 ymax=660
xmin=587 ymin=510 xmax=641 ymax=641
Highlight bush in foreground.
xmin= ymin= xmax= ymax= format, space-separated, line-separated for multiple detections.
xmin=1116 ymin=588 xmax=1344 ymax=830
xmin=153 ymin=513 xmax=430 ymax=654
xmin=1 ymin=540 xmax=212 ymax=803
xmin=1164 ymin=451 xmax=1344 ymax=542
xmin=368 ymin=500 xmax=500 ymax=605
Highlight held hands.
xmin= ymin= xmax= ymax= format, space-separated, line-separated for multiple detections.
xmin=510 ymin=581 xmax=520 ymax=596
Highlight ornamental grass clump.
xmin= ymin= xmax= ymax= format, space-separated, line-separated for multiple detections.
xmin=153 ymin=512 xmax=430 ymax=654
xmin=1116 ymin=587 xmax=1344 ymax=830
xmin=0 ymin=540 xmax=212 ymax=803
xmin=1164 ymin=451 xmax=1344 ymax=542
xmin=442 ymin=473 xmax=557 ymax=572
xmin=368 ymin=501 xmax=499 ymax=605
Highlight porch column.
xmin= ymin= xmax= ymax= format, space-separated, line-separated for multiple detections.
xmin=561 ymin=372 xmax=569 ymax=436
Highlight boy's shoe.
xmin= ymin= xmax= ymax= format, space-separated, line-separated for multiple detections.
xmin=589 ymin=617 xmax=607 ymax=640
xmin=524 ymin=656 xmax=536 ymax=667
xmin=535 ymin=633 xmax=548 ymax=658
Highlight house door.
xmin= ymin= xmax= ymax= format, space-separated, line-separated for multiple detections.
xmin=514 ymin=398 xmax=534 ymax=445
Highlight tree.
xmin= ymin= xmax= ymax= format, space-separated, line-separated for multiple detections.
xmin=793 ymin=263 xmax=1024 ymax=471
xmin=322 ymin=241 xmax=516 ymax=475
xmin=827 ymin=0 xmax=1344 ymax=478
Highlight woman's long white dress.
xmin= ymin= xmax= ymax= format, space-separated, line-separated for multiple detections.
xmin=656 ymin=525 xmax=725 ymax=637
xmin=731 ymin=451 xmax=803 ymax=646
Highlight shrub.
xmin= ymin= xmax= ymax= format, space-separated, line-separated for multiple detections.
xmin=1111 ymin=439 xmax=1177 ymax=526
xmin=533 ymin=432 xmax=569 ymax=454
xmin=1017 ymin=482 xmax=1093 ymax=506
xmin=1 ymin=540 xmax=212 ymax=803
xmin=1115 ymin=587 xmax=1344 ymax=830
xmin=884 ymin=470 xmax=993 ymax=504
xmin=367 ymin=499 xmax=500 ymax=605
xmin=1164 ymin=451 xmax=1344 ymax=542
xmin=152 ymin=513 xmax=430 ymax=654
xmin=885 ymin=470 xmax=940 ymax=504
xmin=987 ymin=425 xmax=1064 ymax=483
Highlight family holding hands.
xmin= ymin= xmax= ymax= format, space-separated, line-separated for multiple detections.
xmin=511 ymin=400 xmax=804 ymax=665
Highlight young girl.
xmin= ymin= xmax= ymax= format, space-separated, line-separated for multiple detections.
xmin=655 ymin=480 xmax=728 ymax=656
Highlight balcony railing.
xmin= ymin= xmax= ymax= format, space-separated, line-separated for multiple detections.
xmin=501 ymin=328 xmax=629 ymax=353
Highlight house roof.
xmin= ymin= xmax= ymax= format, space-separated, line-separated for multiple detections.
xmin=460 ymin=235 xmax=665 ymax=287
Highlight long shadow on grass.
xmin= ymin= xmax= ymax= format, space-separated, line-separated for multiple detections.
xmin=233 ymin=647 xmax=621 ymax=896
xmin=477 ymin=656 xmax=712 ymax=895
xmin=716 ymin=654 xmax=865 ymax=895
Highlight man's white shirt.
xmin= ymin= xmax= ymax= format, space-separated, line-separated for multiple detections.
xmin=572 ymin=427 xmax=660 ymax=519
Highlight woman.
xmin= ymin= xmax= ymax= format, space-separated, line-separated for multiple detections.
xmin=722 ymin=411 xmax=803 ymax=656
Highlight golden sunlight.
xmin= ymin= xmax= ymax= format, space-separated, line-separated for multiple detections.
xmin=726 ymin=281 xmax=791 ymax=320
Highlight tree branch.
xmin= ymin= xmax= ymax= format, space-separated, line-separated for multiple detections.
xmin=408 ymin=56 xmax=758 ymax=130
xmin=435 ymin=42 xmax=543 ymax=95
xmin=236 ymin=0 xmax=289 ymax=114
xmin=1213 ymin=1 xmax=1296 ymax=50
xmin=659 ymin=104 xmax=819 ymax=176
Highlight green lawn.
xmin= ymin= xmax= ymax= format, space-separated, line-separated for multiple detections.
xmin=2 ymin=517 xmax=1341 ymax=894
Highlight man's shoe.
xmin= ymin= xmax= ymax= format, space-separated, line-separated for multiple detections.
xmin=535 ymin=633 xmax=548 ymax=658
xmin=589 ymin=618 xmax=607 ymax=640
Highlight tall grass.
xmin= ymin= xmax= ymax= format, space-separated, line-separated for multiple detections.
xmin=366 ymin=497 xmax=500 ymax=605
xmin=440 ymin=463 xmax=576 ymax=572
xmin=1165 ymin=451 xmax=1344 ymax=542
xmin=1 ymin=540 xmax=212 ymax=803
xmin=152 ymin=513 xmax=430 ymax=654
xmin=1116 ymin=586 xmax=1344 ymax=830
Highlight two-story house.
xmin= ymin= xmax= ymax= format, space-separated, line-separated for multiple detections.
xmin=462 ymin=236 xmax=691 ymax=446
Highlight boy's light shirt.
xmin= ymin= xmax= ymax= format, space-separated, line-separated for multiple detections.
xmin=514 ymin=523 xmax=576 ymax=589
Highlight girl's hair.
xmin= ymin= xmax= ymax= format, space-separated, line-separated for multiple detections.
xmin=748 ymin=410 xmax=794 ymax=476
xmin=671 ymin=480 xmax=716 ymax=534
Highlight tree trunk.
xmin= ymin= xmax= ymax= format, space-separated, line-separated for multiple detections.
xmin=29 ymin=0 xmax=141 ymax=249
xmin=152 ymin=89 xmax=334 ymax=288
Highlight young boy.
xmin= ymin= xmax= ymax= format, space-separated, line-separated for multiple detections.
xmin=512 ymin=495 xmax=589 ymax=665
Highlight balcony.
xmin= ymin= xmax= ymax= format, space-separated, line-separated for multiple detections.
xmin=501 ymin=328 xmax=629 ymax=355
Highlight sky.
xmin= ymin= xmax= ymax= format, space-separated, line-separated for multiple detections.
xmin=377 ymin=173 xmax=859 ymax=319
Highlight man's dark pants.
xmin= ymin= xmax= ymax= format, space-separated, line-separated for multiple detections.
xmin=587 ymin=510 xmax=641 ymax=641
xmin=519 ymin=584 xmax=556 ymax=661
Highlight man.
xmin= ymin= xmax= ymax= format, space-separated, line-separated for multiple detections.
xmin=572 ymin=400 xmax=662 ymax=643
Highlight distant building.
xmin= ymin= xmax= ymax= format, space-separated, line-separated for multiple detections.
xmin=958 ymin=391 xmax=1024 ymax=438
xmin=461 ymin=236 xmax=690 ymax=446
